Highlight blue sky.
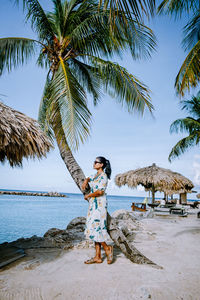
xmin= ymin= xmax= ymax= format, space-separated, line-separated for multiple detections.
xmin=0 ymin=0 xmax=200 ymax=198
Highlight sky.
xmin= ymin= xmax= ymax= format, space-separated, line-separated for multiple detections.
xmin=0 ymin=0 xmax=200 ymax=199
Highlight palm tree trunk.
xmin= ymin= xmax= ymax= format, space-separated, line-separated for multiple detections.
xmin=53 ymin=125 xmax=159 ymax=266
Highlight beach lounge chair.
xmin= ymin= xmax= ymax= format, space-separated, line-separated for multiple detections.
xmin=131 ymin=202 xmax=146 ymax=212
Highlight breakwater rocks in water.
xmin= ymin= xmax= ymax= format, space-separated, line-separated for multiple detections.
xmin=0 ymin=191 xmax=67 ymax=197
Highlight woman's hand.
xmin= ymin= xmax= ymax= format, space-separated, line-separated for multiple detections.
xmin=84 ymin=194 xmax=90 ymax=201
xmin=82 ymin=178 xmax=90 ymax=191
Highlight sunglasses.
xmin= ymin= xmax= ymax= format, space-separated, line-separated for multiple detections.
xmin=94 ymin=161 xmax=101 ymax=164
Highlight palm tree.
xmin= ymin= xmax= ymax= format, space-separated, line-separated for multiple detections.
xmin=169 ymin=92 xmax=200 ymax=161
xmin=0 ymin=0 xmax=157 ymax=265
xmin=0 ymin=0 xmax=156 ymax=189
xmin=158 ymin=0 xmax=200 ymax=96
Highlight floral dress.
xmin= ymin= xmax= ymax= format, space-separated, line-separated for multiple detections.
xmin=84 ymin=172 xmax=110 ymax=242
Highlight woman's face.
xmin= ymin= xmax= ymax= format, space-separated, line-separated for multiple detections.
xmin=93 ymin=158 xmax=103 ymax=170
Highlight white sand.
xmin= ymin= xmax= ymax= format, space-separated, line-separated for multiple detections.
xmin=0 ymin=214 xmax=200 ymax=300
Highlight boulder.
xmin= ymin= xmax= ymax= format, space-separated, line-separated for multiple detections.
xmin=66 ymin=217 xmax=86 ymax=231
xmin=44 ymin=228 xmax=65 ymax=238
xmin=111 ymin=209 xmax=139 ymax=221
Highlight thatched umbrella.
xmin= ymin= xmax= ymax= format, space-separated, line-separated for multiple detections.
xmin=0 ymin=102 xmax=53 ymax=166
xmin=115 ymin=163 xmax=194 ymax=203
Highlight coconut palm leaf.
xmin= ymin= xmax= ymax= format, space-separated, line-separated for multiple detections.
xmin=170 ymin=117 xmax=200 ymax=135
xmin=158 ymin=1 xmax=200 ymax=96
xmin=38 ymin=74 xmax=55 ymax=141
xmin=100 ymin=0 xmax=155 ymax=22
xmin=69 ymin=4 xmax=156 ymax=60
xmin=168 ymin=133 xmax=200 ymax=162
xmin=181 ymin=94 xmax=200 ymax=117
xmin=49 ymin=59 xmax=92 ymax=150
xmin=169 ymin=94 xmax=200 ymax=161
xmin=36 ymin=51 xmax=51 ymax=69
xmin=182 ymin=11 xmax=200 ymax=51
xmin=157 ymin=0 xmax=198 ymax=16
xmin=175 ymin=40 xmax=200 ymax=96
xmin=0 ymin=37 xmax=37 ymax=75
xmin=14 ymin=0 xmax=54 ymax=41
xmin=87 ymin=55 xmax=153 ymax=114
xmin=70 ymin=58 xmax=101 ymax=105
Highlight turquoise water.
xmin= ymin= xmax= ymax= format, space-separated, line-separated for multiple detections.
xmin=0 ymin=192 xmax=196 ymax=244
xmin=0 ymin=192 xmax=145 ymax=244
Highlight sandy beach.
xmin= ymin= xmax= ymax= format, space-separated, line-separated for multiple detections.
xmin=0 ymin=212 xmax=200 ymax=300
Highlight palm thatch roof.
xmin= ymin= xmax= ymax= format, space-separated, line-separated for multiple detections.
xmin=0 ymin=102 xmax=53 ymax=167
xmin=115 ymin=163 xmax=194 ymax=201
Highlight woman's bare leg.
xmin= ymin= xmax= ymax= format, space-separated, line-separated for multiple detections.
xmin=101 ymin=242 xmax=113 ymax=264
xmin=84 ymin=242 xmax=102 ymax=264
xmin=101 ymin=242 xmax=109 ymax=252
xmin=95 ymin=242 xmax=102 ymax=261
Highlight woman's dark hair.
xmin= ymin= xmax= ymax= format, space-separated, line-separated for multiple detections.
xmin=96 ymin=156 xmax=111 ymax=179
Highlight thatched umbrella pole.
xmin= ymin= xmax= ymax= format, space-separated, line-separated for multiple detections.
xmin=151 ymin=184 xmax=155 ymax=203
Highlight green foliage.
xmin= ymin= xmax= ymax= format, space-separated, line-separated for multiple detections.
xmin=1 ymin=0 xmax=156 ymax=150
xmin=158 ymin=0 xmax=200 ymax=96
xmin=87 ymin=55 xmax=153 ymax=114
xmin=169 ymin=93 xmax=200 ymax=161
xmin=0 ymin=37 xmax=36 ymax=75
xmin=157 ymin=0 xmax=199 ymax=17
xmin=100 ymin=0 xmax=155 ymax=22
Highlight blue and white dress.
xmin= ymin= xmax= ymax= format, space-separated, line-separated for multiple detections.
xmin=85 ymin=172 xmax=110 ymax=242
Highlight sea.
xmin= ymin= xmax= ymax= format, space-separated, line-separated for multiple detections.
xmin=0 ymin=190 xmax=196 ymax=244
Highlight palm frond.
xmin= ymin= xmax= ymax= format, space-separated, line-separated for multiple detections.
xmin=180 ymin=95 xmax=200 ymax=118
xmin=14 ymin=0 xmax=54 ymax=41
xmin=38 ymin=73 xmax=55 ymax=142
xmin=175 ymin=40 xmax=200 ymax=96
xmin=170 ymin=117 xmax=200 ymax=135
xmin=70 ymin=58 xmax=101 ymax=105
xmin=100 ymin=0 xmax=155 ymax=22
xmin=49 ymin=58 xmax=92 ymax=151
xmin=62 ymin=0 xmax=84 ymax=36
xmin=36 ymin=51 xmax=51 ymax=69
xmin=70 ymin=5 xmax=156 ymax=60
xmin=168 ymin=132 xmax=200 ymax=162
xmin=182 ymin=11 xmax=200 ymax=51
xmin=157 ymin=0 xmax=199 ymax=17
xmin=87 ymin=55 xmax=153 ymax=114
xmin=0 ymin=37 xmax=37 ymax=75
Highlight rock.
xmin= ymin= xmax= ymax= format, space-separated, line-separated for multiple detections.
xmin=111 ymin=209 xmax=138 ymax=221
xmin=0 ymin=191 xmax=67 ymax=197
xmin=0 ymin=245 xmax=25 ymax=268
xmin=111 ymin=209 xmax=131 ymax=219
xmin=112 ymin=209 xmax=154 ymax=221
xmin=44 ymin=228 xmax=65 ymax=238
xmin=66 ymin=217 xmax=86 ymax=231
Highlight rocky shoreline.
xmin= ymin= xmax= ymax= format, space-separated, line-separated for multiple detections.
xmin=0 ymin=210 xmax=152 ymax=268
xmin=0 ymin=191 xmax=67 ymax=197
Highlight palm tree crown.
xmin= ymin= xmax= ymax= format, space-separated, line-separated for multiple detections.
xmin=169 ymin=92 xmax=200 ymax=161
xmin=0 ymin=0 xmax=156 ymax=150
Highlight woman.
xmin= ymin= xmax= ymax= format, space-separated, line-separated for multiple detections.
xmin=82 ymin=156 xmax=113 ymax=264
